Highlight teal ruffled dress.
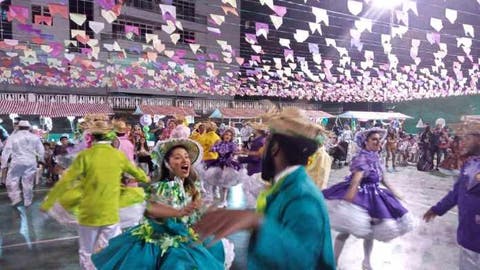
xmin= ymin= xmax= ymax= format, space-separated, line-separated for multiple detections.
xmin=92 ymin=178 xmax=226 ymax=270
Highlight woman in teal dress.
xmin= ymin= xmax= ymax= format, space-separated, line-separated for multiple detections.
xmin=92 ymin=139 xmax=234 ymax=270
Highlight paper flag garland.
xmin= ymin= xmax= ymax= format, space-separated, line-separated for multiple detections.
xmin=70 ymin=13 xmax=87 ymax=26
xmin=308 ymin=22 xmax=322 ymax=35
xmin=210 ymin=14 xmax=225 ymax=26
xmin=273 ymin=5 xmax=287 ymax=17
xmin=159 ymin=4 xmax=176 ymax=20
xmin=222 ymin=0 xmax=237 ymax=8
xmin=89 ymin=21 xmax=105 ymax=34
xmin=279 ymin=38 xmax=290 ymax=48
xmin=293 ymin=30 xmax=309 ymax=43
xmin=255 ymin=22 xmax=269 ymax=39
xmin=101 ymin=9 xmax=117 ymax=24
xmin=430 ymin=18 xmax=443 ymax=32
xmin=270 ymin=15 xmax=283 ymax=29
xmin=347 ymin=0 xmax=363 ymax=16
xmin=312 ymin=7 xmax=329 ymax=26
xmin=463 ymin=24 xmax=475 ymax=38
xmin=445 ymin=8 xmax=457 ymax=24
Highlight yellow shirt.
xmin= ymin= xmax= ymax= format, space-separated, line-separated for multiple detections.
xmin=41 ymin=143 xmax=149 ymax=226
xmin=189 ymin=131 xmax=204 ymax=142
xmin=306 ymin=146 xmax=332 ymax=190
xmin=197 ymin=131 xmax=221 ymax=161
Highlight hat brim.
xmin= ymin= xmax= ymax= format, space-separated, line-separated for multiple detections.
xmin=249 ymin=122 xmax=269 ymax=132
xmin=153 ymin=138 xmax=203 ymax=167
xmin=355 ymin=128 xmax=388 ymax=148
xmin=451 ymin=121 xmax=480 ymax=136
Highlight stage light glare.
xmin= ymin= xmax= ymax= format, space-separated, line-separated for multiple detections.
xmin=371 ymin=0 xmax=404 ymax=9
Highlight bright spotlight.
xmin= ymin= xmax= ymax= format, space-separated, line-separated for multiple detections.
xmin=371 ymin=0 xmax=404 ymax=9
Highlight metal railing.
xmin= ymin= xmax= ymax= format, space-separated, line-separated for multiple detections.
xmin=0 ymin=92 xmax=323 ymax=113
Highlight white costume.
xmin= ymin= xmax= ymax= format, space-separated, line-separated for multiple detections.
xmin=1 ymin=121 xmax=44 ymax=206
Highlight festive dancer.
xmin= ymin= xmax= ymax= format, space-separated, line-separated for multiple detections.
xmin=201 ymin=128 xmax=248 ymax=207
xmin=385 ymin=128 xmax=398 ymax=172
xmin=323 ymin=128 xmax=415 ymax=270
xmin=194 ymin=108 xmax=335 ymax=269
xmin=92 ymin=138 xmax=234 ymax=270
xmin=46 ymin=119 xmax=146 ymax=230
xmin=1 ymin=120 xmax=44 ymax=207
xmin=239 ymin=122 xmax=269 ymax=208
xmin=40 ymin=119 xmax=149 ymax=270
xmin=439 ymin=136 xmax=465 ymax=176
xmin=196 ymin=121 xmax=221 ymax=201
xmin=423 ymin=120 xmax=480 ymax=270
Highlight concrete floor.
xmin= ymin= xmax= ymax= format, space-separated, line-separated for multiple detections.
xmin=0 ymin=166 xmax=460 ymax=270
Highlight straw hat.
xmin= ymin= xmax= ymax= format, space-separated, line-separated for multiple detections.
xmin=249 ymin=122 xmax=269 ymax=132
xmin=113 ymin=120 xmax=128 ymax=133
xmin=87 ymin=120 xmax=113 ymax=135
xmin=261 ymin=107 xmax=329 ymax=145
xmin=205 ymin=121 xmax=218 ymax=131
xmin=152 ymin=138 xmax=203 ymax=167
xmin=194 ymin=122 xmax=205 ymax=130
xmin=451 ymin=119 xmax=480 ymax=136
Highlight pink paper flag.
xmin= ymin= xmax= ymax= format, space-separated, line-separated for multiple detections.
xmin=273 ymin=5 xmax=287 ymax=17
xmin=48 ymin=4 xmax=68 ymax=19
xmin=125 ymin=25 xmax=140 ymax=35
xmin=255 ymin=22 xmax=269 ymax=39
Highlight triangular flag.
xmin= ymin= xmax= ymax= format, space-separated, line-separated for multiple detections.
xmin=445 ymin=8 xmax=457 ymax=24
xmin=270 ymin=15 xmax=283 ymax=29
xmin=347 ymin=0 xmax=363 ymax=16
xmin=70 ymin=13 xmax=87 ymax=26
xmin=89 ymin=21 xmax=105 ymax=34
xmin=189 ymin=43 xmax=201 ymax=54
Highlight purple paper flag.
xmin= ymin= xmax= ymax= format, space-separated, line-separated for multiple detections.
xmin=96 ymin=0 xmax=115 ymax=10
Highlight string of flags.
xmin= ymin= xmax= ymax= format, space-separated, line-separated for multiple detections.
xmin=0 ymin=0 xmax=479 ymax=102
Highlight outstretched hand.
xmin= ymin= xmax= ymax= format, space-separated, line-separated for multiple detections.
xmin=423 ymin=209 xmax=437 ymax=223
xmin=193 ymin=209 xmax=262 ymax=242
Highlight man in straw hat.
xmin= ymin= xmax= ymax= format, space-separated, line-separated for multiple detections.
xmin=112 ymin=119 xmax=135 ymax=163
xmin=40 ymin=119 xmax=149 ymax=270
xmin=194 ymin=107 xmax=335 ymax=269
xmin=171 ymin=115 xmax=191 ymax=139
xmin=1 ymin=120 xmax=44 ymax=207
xmin=423 ymin=119 xmax=480 ymax=270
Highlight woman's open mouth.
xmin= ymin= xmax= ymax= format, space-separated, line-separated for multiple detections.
xmin=180 ymin=165 xmax=190 ymax=174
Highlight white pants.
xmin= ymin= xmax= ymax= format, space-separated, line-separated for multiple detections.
xmin=78 ymin=224 xmax=121 ymax=270
xmin=6 ymin=164 xmax=37 ymax=206
xmin=460 ymin=247 xmax=480 ymax=270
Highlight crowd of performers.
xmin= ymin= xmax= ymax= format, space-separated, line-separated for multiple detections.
xmin=326 ymin=121 xmax=466 ymax=177
xmin=0 ymin=109 xmax=478 ymax=270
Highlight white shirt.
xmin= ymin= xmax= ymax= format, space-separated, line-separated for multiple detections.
xmin=171 ymin=125 xmax=191 ymax=139
xmin=240 ymin=126 xmax=253 ymax=142
xmin=1 ymin=130 xmax=44 ymax=169
xmin=273 ymin=165 xmax=301 ymax=184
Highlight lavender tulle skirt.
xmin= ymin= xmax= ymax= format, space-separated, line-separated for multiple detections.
xmin=323 ymin=182 xmax=416 ymax=242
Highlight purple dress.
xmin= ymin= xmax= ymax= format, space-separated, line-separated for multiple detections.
xmin=431 ymin=155 xmax=480 ymax=253
xmin=208 ymin=141 xmax=240 ymax=170
xmin=323 ymin=149 xmax=414 ymax=241
xmin=199 ymin=141 xmax=249 ymax=188
xmin=239 ymin=135 xmax=266 ymax=176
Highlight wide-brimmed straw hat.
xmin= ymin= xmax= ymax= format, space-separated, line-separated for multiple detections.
xmin=205 ymin=121 xmax=218 ymax=131
xmin=249 ymin=122 xmax=269 ymax=132
xmin=451 ymin=119 xmax=480 ymax=136
xmin=87 ymin=120 xmax=113 ymax=135
xmin=261 ymin=107 xmax=329 ymax=146
xmin=152 ymin=138 xmax=203 ymax=167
